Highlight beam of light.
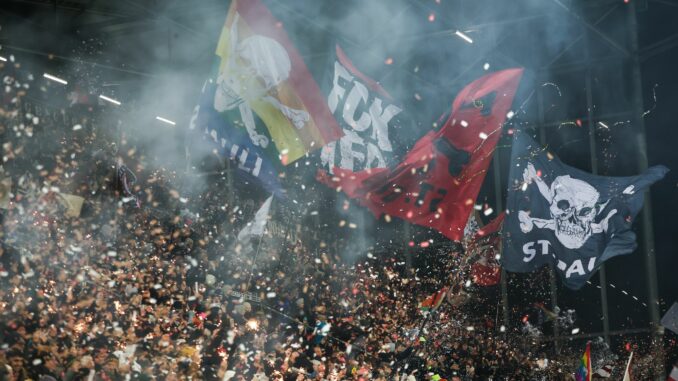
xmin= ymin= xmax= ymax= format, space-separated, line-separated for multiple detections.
xmin=0 ymin=56 xmax=7 ymax=62
xmin=571 ymin=328 xmax=580 ymax=334
xmin=155 ymin=116 xmax=176 ymax=126
xmin=43 ymin=73 xmax=68 ymax=85
xmin=99 ymin=95 xmax=121 ymax=106
xmin=455 ymin=30 xmax=473 ymax=44
xmin=479 ymin=132 xmax=488 ymax=140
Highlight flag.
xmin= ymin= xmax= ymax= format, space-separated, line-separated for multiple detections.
xmin=501 ymin=131 xmax=668 ymax=289
xmin=468 ymin=212 xmax=504 ymax=286
xmin=593 ymin=364 xmax=613 ymax=378
xmin=214 ymin=0 xmax=342 ymax=165
xmin=534 ymin=303 xmax=559 ymax=322
xmin=667 ymin=365 xmax=678 ymax=381
xmin=320 ymin=44 xmax=408 ymax=173
xmin=660 ymin=302 xmax=678 ymax=335
xmin=575 ymin=342 xmax=592 ymax=381
xmin=188 ymin=80 xmax=283 ymax=196
xmin=622 ymin=351 xmax=633 ymax=381
xmin=318 ymin=68 xmax=523 ymax=241
xmin=237 ymin=195 xmax=273 ymax=243
xmin=419 ymin=287 xmax=447 ymax=311
xmin=0 ymin=177 xmax=11 ymax=209
xmin=56 ymin=193 xmax=85 ymax=218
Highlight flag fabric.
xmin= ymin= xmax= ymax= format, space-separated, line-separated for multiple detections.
xmin=318 ymin=68 xmax=523 ymax=241
xmin=667 ymin=365 xmax=678 ymax=381
xmin=56 ymin=193 xmax=85 ymax=218
xmin=237 ymin=195 xmax=273 ymax=243
xmin=0 ymin=177 xmax=11 ymax=209
xmin=660 ymin=302 xmax=678 ymax=335
xmin=189 ymin=80 xmax=283 ymax=196
xmin=534 ymin=303 xmax=559 ymax=322
xmin=501 ymin=131 xmax=668 ymax=289
xmin=214 ymin=0 xmax=342 ymax=165
xmin=575 ymin=342 xmax=592 ymax=381
xmin=419 ymin=287 xmax=448 ymax=311
xmin=622 ymin=351 xmax=633 ymax=381
xmin=320 ymin=44 xmax=407 ymax=173
xmin=468 ymin=212 xmax=504 ymax=286
xmin=593 ymin=364 xmax=613 ymax=378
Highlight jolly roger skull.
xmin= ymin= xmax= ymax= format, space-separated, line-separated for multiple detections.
xmin=549 ymin=176 xmax=599 ymax=248
xmin=215 ymin=34 xmax=292 ymax=111
xmin=519 ymin=163 xmax=618 ymax=249
xmin=213 ymin=13 xmax=311 ymax=149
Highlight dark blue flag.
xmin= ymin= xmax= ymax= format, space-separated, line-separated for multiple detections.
xmin=187 ymin=80 xmax=283 ymax=197
xmin=501 ymin=131 xmax=668 ymax=289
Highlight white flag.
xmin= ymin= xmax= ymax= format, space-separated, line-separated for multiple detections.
xmin=661 ymin=302 xmax=678 ymax=335
xmin=667 ymin=365 xmax=678 ymax=381
xmin=622 ymin=351 xmax=633 ymax=381
xmin=237 ymin=195 xmax=273 ymax=242
xmin=594 ymin=364 xmax=614 ymax=378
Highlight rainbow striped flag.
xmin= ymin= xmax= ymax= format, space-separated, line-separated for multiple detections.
xmin=214 ymin=0 xmax=343 ymax=165
xmin=575 ymin=342 xmax=592 ymax=381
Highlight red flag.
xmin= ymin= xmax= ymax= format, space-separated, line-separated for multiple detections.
xmin=318 ymin=69 xmax=523 ymax=240
xmin=469 ymin=213 xmax=504 ymax=286
xmin=419 ymin=287 xmax=448 ymax=311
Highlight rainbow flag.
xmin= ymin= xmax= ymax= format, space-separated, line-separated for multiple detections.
xmin=575 ymin=342 xmax=592 ymax=381
xmin=214 ymin=0 xmax=343 ymax=165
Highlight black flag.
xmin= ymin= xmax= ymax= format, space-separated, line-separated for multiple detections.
xmin=501 ymin=131 xmax=668 ymax=289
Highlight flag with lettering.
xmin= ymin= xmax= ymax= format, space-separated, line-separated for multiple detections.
xmin=501 ymin=131 xmax=668 ymax=289
xmin=188 ymin=80 xmax=283 ymax=196
xmin=320 ymin=44 xmax=409 ymax=173
xmin=213 ymin=0 xmax=342 ymax=165
xmin=318 ymin=69 xmax=523 ymax=241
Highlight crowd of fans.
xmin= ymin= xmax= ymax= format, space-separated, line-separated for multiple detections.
xmin=0 ymin=55 xmax=671 ymax=381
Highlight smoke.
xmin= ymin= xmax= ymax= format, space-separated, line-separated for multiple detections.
xmin=1 ymin=0 xmax=607 ymax=264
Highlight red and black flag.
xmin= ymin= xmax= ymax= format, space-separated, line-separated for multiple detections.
xmin=318 ymin=69 xmax=523 ymax=241
xmin=468 ymin=212 xmax=504 ymax=287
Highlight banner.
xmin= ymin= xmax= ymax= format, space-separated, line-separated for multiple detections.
xmin=320 ymin=44 xmax=407 ymax=173
xmin=468 ymin=212 xmax=504 ymax=286
xmin=501 ymin=131 xmax=668 ymax=289
xmin=214 ymin=0 xmax=343 ymax=165
xmin=189 ymin=80 xmax=282 ymax=195
xmin=575 ymin=342 xmax=593 ymax=381
xmin=318 ymin=68 xmax=523 ymax=241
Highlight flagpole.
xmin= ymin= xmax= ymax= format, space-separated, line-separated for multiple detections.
xmin=626 ymin=4 xmax=664 ymax=379
xmin=537 ymin=82 xmax=561 ymax=355
xmin=623 ymin=351 xmax=634 ymax=381
xmin=492 ymin=153 xmax=510 ymax=331
xmin=583 ymin=31 xmax=611 ymax=344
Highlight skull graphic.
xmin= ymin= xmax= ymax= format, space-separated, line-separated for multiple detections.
xmin=549 ymin=176 xmax=599 ymax=249
xmin=519 ymin=163 xmax=617 ymax=249
xmin=214 ymin=13 xmax=310 ymax=149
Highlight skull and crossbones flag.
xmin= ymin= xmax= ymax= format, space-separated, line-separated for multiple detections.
xmin=501 ymin=131 xmax=668 ymax=289
xmin=212 ymin=0 xmax=343 ymax=165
